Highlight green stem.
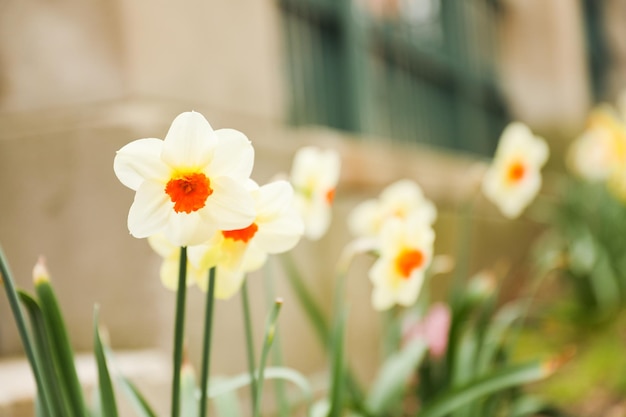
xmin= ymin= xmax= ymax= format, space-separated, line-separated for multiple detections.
xmin=200 ymin=266 xmax=217 ymax=417
xmin=253 ymin=299 xmax=283 ymax=417
xmin=171 ymin=246 xmax=188 ymax=417
xmin=241 ymin=278 xmax=258 ymax=413
xmin=0 ymin=247 xmax=53 ymax=416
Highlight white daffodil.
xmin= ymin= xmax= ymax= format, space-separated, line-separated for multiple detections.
xmin=192 ymin=180 xmax=304 ymax=299
xmin=369 ymin=215 xmax=435 ymax=311
xmin=567 ymin=106 xmax=626 ymax=182
xmin=289 ymin=146 xmax=341 ymax=240
xmin=482 ymin=122 xmax=549 ymax=219
xmin=147 ymin=233 xmax=209 ymax=291
xmin=349 ymin=179 xmax=436 ymax=239
xmin=114 ymin=111 xmax=256 ymax=246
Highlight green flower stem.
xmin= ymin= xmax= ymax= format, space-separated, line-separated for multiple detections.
xmin=199 ymin=266 xmax=217 ymax=417
xmin=253 ymin=299 xmax=283 ymax=417
xmin=241 ymin=278 xmax=258 ymax=413
xmin=0 ymin=247 xmax=53 ymax=416
xmin=171 ymin=246 xmax=188 ymax=417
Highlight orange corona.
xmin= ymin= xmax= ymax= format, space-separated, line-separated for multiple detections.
xmin=507 ymin=161 xmax=526 ymax=183
xmin=222 ymin=223 xmax=259 ymax=243
xmin=395 ymin=249 xmax=424 ymax=279
xmin=165 ymin=173 xmax=213 ymax=214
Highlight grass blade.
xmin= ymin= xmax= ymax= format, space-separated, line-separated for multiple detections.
xmin=366 ymin=339 xmax=427 ymax=415
xmin=35 ymin=269 xmax=88 ymax=416
xmin=417 ymin=361 xmax=551 ymax=417
xmin=253 ymin=299 xmax=283 ymax=417
xmin=18 ymin=290 xmax=69 ymax=417
xmin=94 ymin=306 xmax=119 ymax=417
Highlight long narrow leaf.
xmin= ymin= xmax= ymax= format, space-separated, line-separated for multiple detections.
xmin=181 ymin=362 xmax=199 ymax=417
xmin=366 ymin=339 xmax=427 ymax=415
xmin=0 ymin=249 xmax=51 ymax=416
xmin=35 ymin=275 xmax=87 ymax=416
xmin=253 ymin=299 xmax=283 ymax=417
xmin=417 ymin=361 xmax=550 ymax=417
xmin=94 ymin=307 xmax=119 ymax=417
xmin=280 ymin=254 xmax=329 ymax=346
xmin=328 ymin=306 xmax=347 ymax=417
xmin=18 ymin=290 xmax=69 ymax=417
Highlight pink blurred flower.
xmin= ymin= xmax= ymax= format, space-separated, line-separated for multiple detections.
xmin=403 ymin=303 xmax=451 ymax=358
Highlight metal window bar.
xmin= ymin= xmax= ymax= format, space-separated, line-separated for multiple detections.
xmin=279 ymin=0 xmax=509 ymax=156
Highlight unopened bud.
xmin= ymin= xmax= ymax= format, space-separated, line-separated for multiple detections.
xmin=32 ymin=257 xmax=50 ymax=285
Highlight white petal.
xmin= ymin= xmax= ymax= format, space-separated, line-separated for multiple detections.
xmin=211 ymin=129 xmax=255 ymax=178
xmin=348 ymin=199 xmax=379 ymax=237
xmin=302 ymin=202 xmax=331 ymax=240
xmin=163 ymin=211 xmax=218 ymax=247
xmin=128 ymin=180 xmax=171 ymax=239
xmin=241 ymin=245 xmax=268 ymax=272
xmin=147 ymin=233 xmax=177 ymax=258
xmin=114 ymin=139 xmax=169 ymax=190
xmin=214 ymin=267 xmax=246 ymax=299
xmin=255 ymin=181 xmax=294 ymax=222
xmin=203 ymin=176 xmax=256 ymax=231
xmin=396 ymin=273 xmax=424 ymax=306
xmin=159 ymin=255 xmax=196 ymax=291
xmin=253 ymin=211 xmax=303 ymax=253
xmin=372 ymin=286 xmax=395 ymax=311
xmin=161 ymin=112 xmax=217 ymax=169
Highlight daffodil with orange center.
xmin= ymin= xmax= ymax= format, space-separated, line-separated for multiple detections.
xmin=114 ymin=111 xmax=256 ymax=246
xmin=187 ymin=180 xmax=304 ymax=299
xmin=369 ymin=214 xmax=434 ymax=310
xmin=349 ymin=179 xmax=436 ymax=239
xmin=289 ymin=146 xmax=341 ymax=240
xmin=482 ymin=122 xmax=549 ymax=219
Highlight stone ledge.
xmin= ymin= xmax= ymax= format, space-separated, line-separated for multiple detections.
xmin=0 ymin=349 xmax=170 ymax=417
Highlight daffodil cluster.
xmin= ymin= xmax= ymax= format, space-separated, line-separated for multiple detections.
xmin=349 ymin=180 xmax=437 ymax=310
xmin=567 ymin=104 xmax=626 ymax=202
xmin=114 ymin=111 xmax=332 ymax=298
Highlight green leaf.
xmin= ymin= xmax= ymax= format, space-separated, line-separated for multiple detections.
xmin=94 ymin=307 xmax=119 ymax=417
xmin=0 ymin=249 xmax=50 ymax=416
xmin=417 ymin=361 xmax=549 ymax=417
xmin=476 ymin=302 xmax=525 ymax=375
xmin=103 ymin=346 xmax=159 ymax=417
xmin=181 ymin=362 xmax=199 ymax=417
xmin=18 ymin=290 xmax=70 ymax=417
xmin=35 ymin=277 xmax=88 ymax=416
xmin=328 ymin=306 xmax=348 ymax=417
xmin=509 ymin=396 xmax=548 ymax=417
xmin=366 ymin=339 xmax=427 ymax=415
xmin=208 ymin=367 xmax=313 ymax=407
xmin=211 ymin=379 xmax=243 ymax=417
xmin=254 ymin=299 xmax=284 ymax=417
xmin=280 ymin=254 xmax=329 ymax=346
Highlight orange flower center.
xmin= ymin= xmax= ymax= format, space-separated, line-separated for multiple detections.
xmin=165 ymin=173 xmax=212 ymax=214
xmin=507 ymin=161 xmax=526 ymax=183
xmin=222 ymin=223 xmax=259 ymax=243
xmin=326 ymin=188 xmax=336 ymax=204
xmin=395 ymin=249 xmax=425 ymax=279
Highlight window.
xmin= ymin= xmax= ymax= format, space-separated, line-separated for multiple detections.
xmin=279 ymin=0 xmax=508 ymax=156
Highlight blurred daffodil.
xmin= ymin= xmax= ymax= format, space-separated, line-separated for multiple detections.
xmin=369 ymin=214 xmax=434 ymax=310
xmin=114 ymin=111 xmax=256 ymax=246
xmin=289 ymin=146 xmax=341 ymax=240
xmin=147 ymin=233 xmax=208 ymax=291
xmin=192 ymin=180 xmax=304 ymax=299
xmin=482 ymin=122 xmax=549 ymax=219
xmin=349 ymin=179 xmax=436 ymax=239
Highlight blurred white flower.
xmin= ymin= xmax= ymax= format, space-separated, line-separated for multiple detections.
xmin=289 ymin=147 xmax=341 ymax=240
xmin=114 ymin=111 xmax=255 ymax=246
xmin=482 ymin=122 xmax=549 ymax=219
xmin=349 ymin=179 xmax=436 ymax=239
xmin=567 ymin=106 xmax=626 ymax=182
xmin=147 ymin=233 xmax=208 ymax=291
xmin=369 ymin=214 xmax=435 ymax=310
xmin=192 ymin=180 xmax=304 ymax=299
